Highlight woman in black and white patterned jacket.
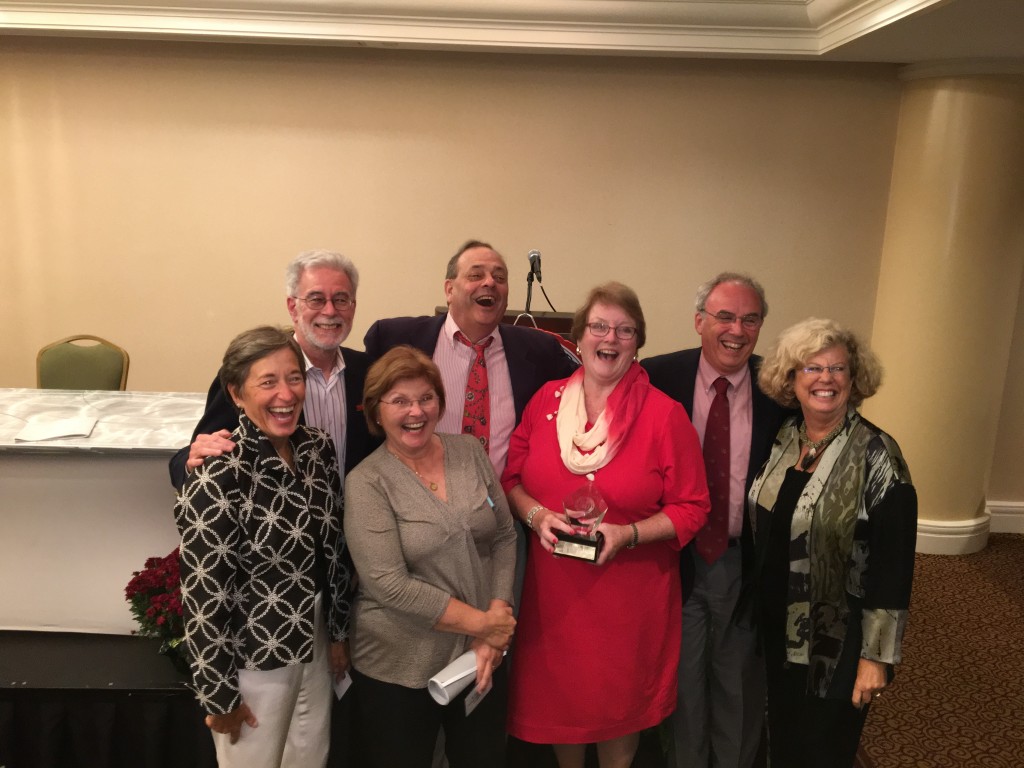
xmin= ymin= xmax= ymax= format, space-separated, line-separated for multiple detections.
xmin=175 ymin=326 xmax=352 ymax=768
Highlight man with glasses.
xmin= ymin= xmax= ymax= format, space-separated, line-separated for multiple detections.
xmin=642 ymin=273 xmax=790 ymax=768
xmin=169 ymin=249 xmax=377 ymax=492
xmin=363 ymin=239 xmax=576 ymax=479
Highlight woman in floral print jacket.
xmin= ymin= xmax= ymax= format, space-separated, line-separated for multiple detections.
xmin=175 ymin=326 xmax=352 ymax=768
xmin=749 ymin=318 xmax=917 ymax=768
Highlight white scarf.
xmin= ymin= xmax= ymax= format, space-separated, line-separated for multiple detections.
xmin=556 ymin=372 xmax=613 ymax=475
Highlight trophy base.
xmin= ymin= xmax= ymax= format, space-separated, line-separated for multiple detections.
xmin=553 ymin=532 xmax=604 ymax=563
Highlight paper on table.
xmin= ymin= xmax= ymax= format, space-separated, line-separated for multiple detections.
xmin=15 ymin=417 xmax=97 ymax=442
xmin=427 ymin=650 xmax=478 ymax=705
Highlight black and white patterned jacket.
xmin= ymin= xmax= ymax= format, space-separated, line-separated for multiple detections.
xmin=175 ymin=414 xmax=353 ymax=715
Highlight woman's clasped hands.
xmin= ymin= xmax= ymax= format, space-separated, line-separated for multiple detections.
xmin=478 ymin=599 xmax=515 ymax=650
xmin=472 ymin=600 xmax=515 ymax=692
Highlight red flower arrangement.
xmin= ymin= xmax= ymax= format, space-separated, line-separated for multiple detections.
xmin=125 ymin=547 xmax=185 ymax=662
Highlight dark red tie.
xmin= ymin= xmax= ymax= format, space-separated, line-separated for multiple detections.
xmin=696 ymin=376 xmax=730 ymax=564
xmin=454 ymin=331 xmax=494 ymax=454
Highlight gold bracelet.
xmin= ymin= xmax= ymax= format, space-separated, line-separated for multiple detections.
xmin=525 ymin=505 xmax=543 ymax=530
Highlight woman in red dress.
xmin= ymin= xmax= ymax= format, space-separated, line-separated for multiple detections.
xmin=502 ymin=282 xmax=710 ymax=768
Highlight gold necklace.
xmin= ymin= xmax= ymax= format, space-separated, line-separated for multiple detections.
xmin=391 ymin=448 xmax=439 ymax=491
xmin=414 ymin=469 xmax=439 ymax=492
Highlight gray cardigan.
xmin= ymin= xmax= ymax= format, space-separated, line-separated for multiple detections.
xmin=344 ymin=433 xmax=517 ymax=688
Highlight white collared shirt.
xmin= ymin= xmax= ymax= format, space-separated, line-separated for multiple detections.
xmin=691 ymin=355 xmax=753 ymax=539
xmin=433 ymin=314 xmax=515 ymax=477
xmin=299 ymin=345 xmax=348 ymax=482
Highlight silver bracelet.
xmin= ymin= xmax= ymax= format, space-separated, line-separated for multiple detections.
xmin=525 ymin=504 xmax=544 ymax=530
xmin=626 ymin=522 xmax=640 ymax=549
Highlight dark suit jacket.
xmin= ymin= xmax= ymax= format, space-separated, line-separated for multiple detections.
xmin=641 ymin=348 xmax=790 ymax=601
xmin=363 ymin=313 xmax=578 ymax=425
xmin=168 ymin=346 xmax=379 ymax=491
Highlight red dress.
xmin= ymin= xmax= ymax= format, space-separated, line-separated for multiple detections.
xmin=502 ymin=374 xmax=709 ymax=744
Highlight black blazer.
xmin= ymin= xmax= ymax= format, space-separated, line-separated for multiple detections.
xmin=363 ymin=313 xmax=578 ymax=425
xmin=168 ymin=346 xmax=378 ymax=491
xmin=641 ymin=348 xmax=791 ymax=599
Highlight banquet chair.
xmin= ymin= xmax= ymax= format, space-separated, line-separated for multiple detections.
xmin=37 ymin=335 xmax=130 ymax=390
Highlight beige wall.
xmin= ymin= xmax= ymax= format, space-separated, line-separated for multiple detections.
xmin=3 ymin=38 xmax=898 ymax=386
xmin=3 ymin=37 xmax=1022 ymax=512
xmin=990 ymin=269 xmax=1024 ymax=501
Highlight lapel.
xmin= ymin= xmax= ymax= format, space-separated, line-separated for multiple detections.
xmin=645 ymin=347 xmax=700 ymax=416
xmin=747 ymin=355 xmax=774 ymax=487
xmin=340 ymin=346 xmax=363 ymax=418
xmin=677 ymin=349 xmax=700 ymax=416
xmin=498 ymin=324 xmax=535 ymax=422
xmin=419 ymin=314 xmax=447 ymax=356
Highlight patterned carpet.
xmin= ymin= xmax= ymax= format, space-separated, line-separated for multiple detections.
xmin=857 ymin=533 xmax=1024 ymax=767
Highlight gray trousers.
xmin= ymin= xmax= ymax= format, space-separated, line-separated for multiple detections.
xmin=668 ymin=545 xmax=764 ymax=768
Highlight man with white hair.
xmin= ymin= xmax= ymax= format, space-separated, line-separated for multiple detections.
xmin=169 ymin=249 xmax=377 ymax=767
xmin=169 ymin=249 xmax=376 ymax=490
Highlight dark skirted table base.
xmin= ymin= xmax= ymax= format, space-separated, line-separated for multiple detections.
xmin=0 ymin=630 xmax=216 ymax=768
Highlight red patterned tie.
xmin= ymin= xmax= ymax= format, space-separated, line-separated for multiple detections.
xmin=454 ymin=331 xmax=494 ymax=454
xmin=696 ymin=376 xmax=730 ymax=564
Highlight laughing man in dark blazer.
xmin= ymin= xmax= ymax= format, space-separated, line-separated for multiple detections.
xmin=363 ymin=239 xmax=577 ymax=478
xmin=642 ymin=273 xmax=789 ymax=768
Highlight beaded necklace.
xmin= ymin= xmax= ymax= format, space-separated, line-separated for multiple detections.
xmin=798 ymin=419 xmax=845 ymax=471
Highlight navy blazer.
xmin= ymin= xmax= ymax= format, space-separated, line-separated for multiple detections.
xmin=168 ymin=346 xmax=379 ymax=491
xmin=363 ymin=313 xmax=578 ymax=425
xmin=641 ymin=348 xmax=790 ymax=599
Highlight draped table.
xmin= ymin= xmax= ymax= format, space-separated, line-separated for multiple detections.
xmin=0 ymin=388 xmax=215 ymax=767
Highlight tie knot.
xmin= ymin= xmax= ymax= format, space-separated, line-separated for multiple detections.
xmin=713 ymin=377 xmax=730 ymax=397
xmin=455 ymin=331 xmax=493 ymax=352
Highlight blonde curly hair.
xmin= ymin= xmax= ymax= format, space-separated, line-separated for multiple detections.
xmin=758 ymin=317 xmax=883 ymax=409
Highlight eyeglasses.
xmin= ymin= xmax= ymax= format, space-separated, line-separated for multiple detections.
xmin=294 ymin=293 xmax=355 ymax=311
xmin=380 ymin=393 xmax=438 ymax=411
xmin=800 ymin=365 xmax=848 ymax=376
xmin=702 ymin=309 xmax=763 ymax=330
xmin=586 ymin=322 xmax=638 ymax=340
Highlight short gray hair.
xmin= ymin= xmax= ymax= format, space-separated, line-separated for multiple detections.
xmin=220 ymin=326 xmax=305 ymax=406
xmin=285 ymin=250 xmax=359 ymax=297
xmin=694 ymin=272 xmax=768 ymax=318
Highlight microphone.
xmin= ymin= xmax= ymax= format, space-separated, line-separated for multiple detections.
xmin=528 ymin=250 xmax=542 ymax=283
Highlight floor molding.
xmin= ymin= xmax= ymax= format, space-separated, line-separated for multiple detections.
xmin=987 ymin=501 xmax=1024 ymax=534
xmin=917 ymin=515 xmax=989 ymax=555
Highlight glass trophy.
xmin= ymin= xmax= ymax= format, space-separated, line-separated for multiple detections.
xmin=553 ymin=481 xmax=608 ymax=563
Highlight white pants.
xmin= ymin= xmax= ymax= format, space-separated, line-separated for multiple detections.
xmin=213 ymin=593 xmax=332 ymax=768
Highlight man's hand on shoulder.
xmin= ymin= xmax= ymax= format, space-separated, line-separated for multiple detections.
xmin=186 ymin=429 xmax=236 ymax=472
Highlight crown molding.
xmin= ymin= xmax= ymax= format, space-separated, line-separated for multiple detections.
xmin=900 ymin=58 xmax=1024 ymax=80
xmin=0 ymin=0 xmax=949 ymax=57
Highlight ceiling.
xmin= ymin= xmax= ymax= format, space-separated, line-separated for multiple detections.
xmin=1 ymin=0 xmax=1023 ymax=65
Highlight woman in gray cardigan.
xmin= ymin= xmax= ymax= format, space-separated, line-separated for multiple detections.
xmin=344 ymin=345 xmax=517 ymax=768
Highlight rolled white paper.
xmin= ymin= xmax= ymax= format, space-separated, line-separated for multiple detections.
xmin=427 ymin=650 xmax=478 ymax=705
